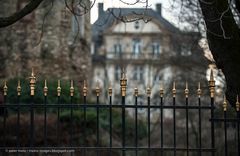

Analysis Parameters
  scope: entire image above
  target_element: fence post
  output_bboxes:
[120,70,127,156]
[29,68,36,149]
[209,69,215,156]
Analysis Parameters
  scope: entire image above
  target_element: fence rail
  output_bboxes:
[0,69,240,156]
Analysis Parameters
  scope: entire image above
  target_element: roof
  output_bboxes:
[92,7,180,41]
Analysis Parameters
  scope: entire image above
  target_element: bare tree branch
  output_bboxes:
[0,0,44,28]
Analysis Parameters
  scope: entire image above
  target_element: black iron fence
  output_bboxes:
[0,69,239,156]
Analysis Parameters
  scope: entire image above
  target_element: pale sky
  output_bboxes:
[90,0,177,24]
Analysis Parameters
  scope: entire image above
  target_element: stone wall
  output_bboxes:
[0,0,91,83]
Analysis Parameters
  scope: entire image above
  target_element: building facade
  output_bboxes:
[92,3,209,110]
[0,0,91,83]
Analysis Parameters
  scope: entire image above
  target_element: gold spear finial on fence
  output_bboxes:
[108,82,112,96]
[43,80,48,96]
[17,80,21,96]
[70,80,74,97]
[3,80,8,96]
[96,81,100,97]
[236,95,239,112]
[160,82,164,98]
[184,82,189,98]
[172,81,176,97]
[146,86,151,97]
[223,95,227,112]
[209,69,215,98]
[57,80,61,97]
[83,80,88,97]
[197,82,202,98]
[134,87,138,97]
[29,68,36,96]
[120,68,127,97]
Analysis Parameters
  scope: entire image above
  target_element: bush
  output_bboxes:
[59,108,147,143]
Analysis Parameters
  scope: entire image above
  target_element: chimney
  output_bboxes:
[156,3,162,16]
[98,3,104,16]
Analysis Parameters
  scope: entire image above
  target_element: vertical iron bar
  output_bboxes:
[96,95,99,156]
[3,94,7,156]
[120,71,127,156]
[173,96,176,156]
[83,95,86,156]
[17,94,20,156]
[57,80,61,152]
[210,97,215,156]
[57,95,60,156]
[69,80,74,156]
[30,95,34,148]
[29,68,36,155]
[224,110,228,156]
[237,111,240,156]
[147,96,151,156]
[209,70,215,156]
[135,96,138,156]
[109,95,112,156]
[198,97,202,156]
[70,96,73,147]
[160,96,163,156]
[186,97,189,156]
[122,96,126,156]
[44,95,47,156]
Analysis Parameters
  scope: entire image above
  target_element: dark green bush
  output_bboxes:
[59,108,147,141]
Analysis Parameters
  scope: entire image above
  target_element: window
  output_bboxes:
[115,66,121,81]
[132,39,141,55]
[152,42,161,55]
[133,66,144,81]
[114,44,122,55]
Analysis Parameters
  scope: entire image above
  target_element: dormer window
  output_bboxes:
[134,21,140,29]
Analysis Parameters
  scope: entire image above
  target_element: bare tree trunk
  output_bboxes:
[199,0,240,106]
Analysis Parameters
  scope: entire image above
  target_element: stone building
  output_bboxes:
[92,3,209,109]
[0,0,91,82]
